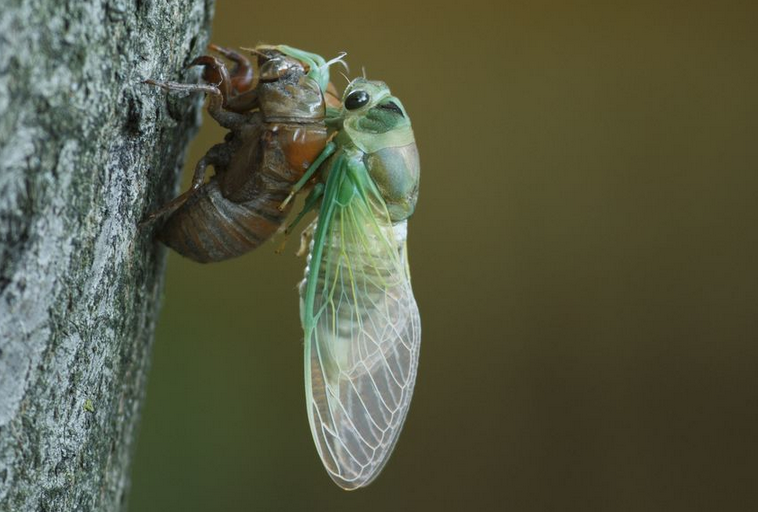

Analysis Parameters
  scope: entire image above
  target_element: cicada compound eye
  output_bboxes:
[345,90,370,110]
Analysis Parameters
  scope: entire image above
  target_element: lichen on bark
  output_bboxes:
[0,1,214,510]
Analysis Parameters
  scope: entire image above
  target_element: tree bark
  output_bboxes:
[0,1,214,510]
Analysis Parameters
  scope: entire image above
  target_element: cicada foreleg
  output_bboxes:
[142,78,247,131]
[190,54,232,102]
[209,45,258,93]
[198,45,260,113]
[278,141,336,211]
[275,182,325,254]
[286,182,325,235]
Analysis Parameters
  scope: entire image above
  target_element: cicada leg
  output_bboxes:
[278,140,336,211]
[276,176,325,254]
[140,142,232,227]
[190,55,232,103]
[286,182,324,235]
[209,44,257,96]
[194,48,260,113]
[143,79,246,130]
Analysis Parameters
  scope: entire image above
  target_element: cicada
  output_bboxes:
[144,45,420,489]
[285,77,421,489]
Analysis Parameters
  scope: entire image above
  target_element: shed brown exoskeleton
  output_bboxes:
[142,44,342,262]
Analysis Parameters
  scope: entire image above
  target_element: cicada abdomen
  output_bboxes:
[144,45,342,262]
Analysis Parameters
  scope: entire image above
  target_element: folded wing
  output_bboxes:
[300,157,421,489]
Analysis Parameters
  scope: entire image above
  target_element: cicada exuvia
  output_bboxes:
[142,45,341,262]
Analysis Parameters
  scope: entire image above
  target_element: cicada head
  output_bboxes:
[337,78,415,154]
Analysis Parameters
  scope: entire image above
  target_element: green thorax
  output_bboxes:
[327,79,420,221]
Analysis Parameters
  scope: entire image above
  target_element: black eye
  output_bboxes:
[345,90,370,110]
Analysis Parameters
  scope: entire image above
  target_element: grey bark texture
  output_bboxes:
[0,1,214,510]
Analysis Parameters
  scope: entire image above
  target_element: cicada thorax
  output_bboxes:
[155,47,333,263]
[363,142,420,222]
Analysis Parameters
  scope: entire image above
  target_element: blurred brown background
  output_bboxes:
[129,1,758,511]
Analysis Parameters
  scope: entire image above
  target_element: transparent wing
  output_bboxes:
[300,156,421,489]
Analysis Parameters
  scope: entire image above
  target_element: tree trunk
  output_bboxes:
[0,1,214,510]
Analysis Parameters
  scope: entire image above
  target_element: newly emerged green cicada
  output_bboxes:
[283,66,421,489]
